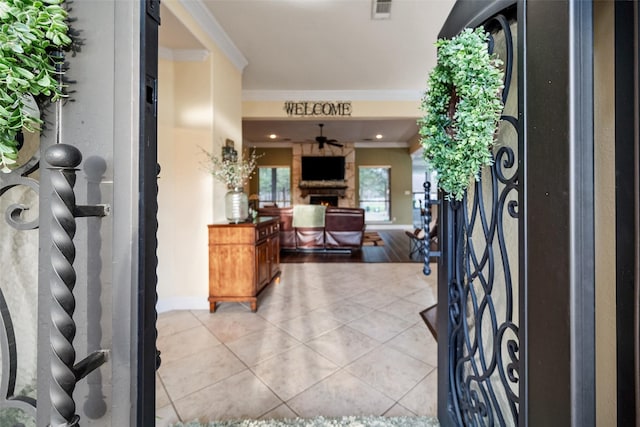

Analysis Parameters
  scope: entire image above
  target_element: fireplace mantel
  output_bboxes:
[298,181,348,198]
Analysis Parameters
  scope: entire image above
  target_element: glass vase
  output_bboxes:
[225,187,248,223]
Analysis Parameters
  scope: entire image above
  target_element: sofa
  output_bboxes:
[257,205,365,251]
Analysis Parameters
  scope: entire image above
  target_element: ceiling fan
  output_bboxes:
[314,123,343,149]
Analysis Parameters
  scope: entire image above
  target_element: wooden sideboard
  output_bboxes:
[208,217,280,312]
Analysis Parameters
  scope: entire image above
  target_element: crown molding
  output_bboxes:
[245,141,409,148]
[174,49,210,62]
[159,47,210,62]
[354,141,409,148]
[179,0,248,72]
[244,141,294,148]
[242,90,423,102]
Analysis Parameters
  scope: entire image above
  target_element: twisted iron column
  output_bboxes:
[46,144,82,427]
[422,180,433,275]
[422,179,441,276]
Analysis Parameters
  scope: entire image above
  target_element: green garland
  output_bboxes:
[0,0,72,172]
[418,27,504,201]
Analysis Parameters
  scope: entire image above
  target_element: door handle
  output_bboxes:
[45,144,110,427]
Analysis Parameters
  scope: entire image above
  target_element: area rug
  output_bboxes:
[363,231,384,246]
[172,416,439,427]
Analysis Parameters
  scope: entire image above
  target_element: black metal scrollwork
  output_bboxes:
[0,135,42,422]
[0,289,37,418]
[0,144,41,230]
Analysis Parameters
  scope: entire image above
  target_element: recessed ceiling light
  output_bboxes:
[269,134,277,139]
[372,0,392,20]
[375,134,383,139]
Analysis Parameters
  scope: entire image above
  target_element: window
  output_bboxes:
[359,166,390,221]
[258,166,291,207]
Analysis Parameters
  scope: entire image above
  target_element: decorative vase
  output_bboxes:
[225,187,249,223]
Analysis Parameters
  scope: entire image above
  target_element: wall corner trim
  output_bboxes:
[159,47,210,62]
[178,0,248,72]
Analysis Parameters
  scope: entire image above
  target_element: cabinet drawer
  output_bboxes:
[256,226,269,241]
[270,222,279,236]
[209,224,255,245]
[255,218,278,241]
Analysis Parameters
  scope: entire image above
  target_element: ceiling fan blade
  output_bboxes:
[314,124,341,148]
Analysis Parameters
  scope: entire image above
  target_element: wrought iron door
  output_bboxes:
[435,0,599,424]
[0,1,159,425]
[0,133,40,426]
[436,8,520,427]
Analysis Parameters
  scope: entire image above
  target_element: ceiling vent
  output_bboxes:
[371,0,391,20]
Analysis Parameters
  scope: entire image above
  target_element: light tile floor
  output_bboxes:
[155,263,438,426]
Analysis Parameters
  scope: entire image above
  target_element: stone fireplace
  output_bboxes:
[292,142,356,208]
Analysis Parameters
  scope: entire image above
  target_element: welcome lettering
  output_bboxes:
[283,101,352,117]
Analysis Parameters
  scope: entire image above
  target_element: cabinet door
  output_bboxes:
[269,236,279,278]
[256,241,270,289]
[211,245,256,296]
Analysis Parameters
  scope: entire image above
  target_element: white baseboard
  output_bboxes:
[156,297,209,314]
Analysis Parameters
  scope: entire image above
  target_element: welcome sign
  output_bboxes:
[283,101,352,117]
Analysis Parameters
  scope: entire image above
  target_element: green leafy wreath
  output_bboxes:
[418,27,504,201]
[0,0,73,172]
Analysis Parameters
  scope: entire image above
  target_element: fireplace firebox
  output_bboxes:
[309,195,338,206]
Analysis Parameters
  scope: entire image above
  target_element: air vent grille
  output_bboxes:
[372,0,391,19]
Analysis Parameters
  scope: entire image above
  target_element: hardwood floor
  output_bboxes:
[280,230,425,263]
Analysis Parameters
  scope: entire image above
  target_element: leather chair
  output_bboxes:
[258,206,365,251]
[324,207,365,249]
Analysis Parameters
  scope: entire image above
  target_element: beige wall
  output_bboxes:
[211,53,244,211]
[173,60,213,129]
[157,3,244,311]
[158,57,215,309]
[594,1,617,424]
[162,0,244,221]
[158,59,176,128]
[356,148,413,225]
[158,128,213,306]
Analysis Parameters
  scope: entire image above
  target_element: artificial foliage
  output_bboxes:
[0,0,72,172]
[202,148,261,189]
[418,27,504,201]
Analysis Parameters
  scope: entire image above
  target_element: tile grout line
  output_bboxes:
[157,262,439,420]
